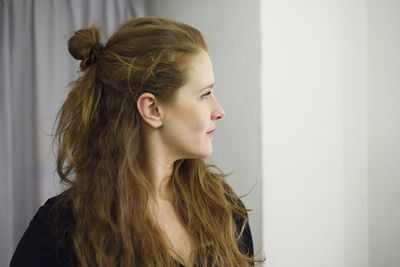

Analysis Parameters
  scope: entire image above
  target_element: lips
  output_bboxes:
[207,128,216,134]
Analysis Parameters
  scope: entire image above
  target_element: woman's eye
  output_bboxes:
[201,91,211,99]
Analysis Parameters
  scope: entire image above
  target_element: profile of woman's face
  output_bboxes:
[160,49,225,159]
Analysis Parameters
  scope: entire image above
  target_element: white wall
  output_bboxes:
[261,1,368,266]
[262,0,400,267]
[367,1,400,266]
[148,0,263,255]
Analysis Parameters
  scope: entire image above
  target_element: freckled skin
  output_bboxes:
[160,50,225,159]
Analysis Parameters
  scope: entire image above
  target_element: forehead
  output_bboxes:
[182,50,215,93]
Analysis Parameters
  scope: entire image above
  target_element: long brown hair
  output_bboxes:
[53,16,264,266]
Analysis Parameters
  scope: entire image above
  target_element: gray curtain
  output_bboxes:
[0,0,145,265]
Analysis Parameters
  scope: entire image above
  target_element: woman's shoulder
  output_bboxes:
[10,192,73,267]
[32,192,74,236]
[232,198,254,258]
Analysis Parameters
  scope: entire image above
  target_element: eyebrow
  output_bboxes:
[199,83,215,91]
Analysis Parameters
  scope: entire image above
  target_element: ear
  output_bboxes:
[136,92,164,129]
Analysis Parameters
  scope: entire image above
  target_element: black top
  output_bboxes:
[10,195,254,266]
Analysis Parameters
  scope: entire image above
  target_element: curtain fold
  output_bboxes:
[0,0,145,265]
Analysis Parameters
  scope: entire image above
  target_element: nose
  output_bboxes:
[212,98,225,120]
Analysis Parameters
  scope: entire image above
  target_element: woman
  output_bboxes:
[10,16,263,267]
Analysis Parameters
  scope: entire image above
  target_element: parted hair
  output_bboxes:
[53,16,263,266]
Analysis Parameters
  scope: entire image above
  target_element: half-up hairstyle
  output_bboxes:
[53,16,264,266]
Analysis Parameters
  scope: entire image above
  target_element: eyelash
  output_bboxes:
[201,91,211,99]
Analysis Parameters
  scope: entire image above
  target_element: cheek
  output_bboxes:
[187,108,208,133]
[176,105,208,134]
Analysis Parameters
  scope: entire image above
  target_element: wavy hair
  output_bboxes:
[53,16,264,266]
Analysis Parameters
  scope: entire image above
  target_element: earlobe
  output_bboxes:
[136,93,163,129]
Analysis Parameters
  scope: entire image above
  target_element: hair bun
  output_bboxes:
[68,26,102,67]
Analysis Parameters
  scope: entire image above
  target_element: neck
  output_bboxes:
[140,154,174,201]
[140,125,181,201]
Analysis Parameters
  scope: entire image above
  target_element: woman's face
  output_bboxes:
[160,50,225,159]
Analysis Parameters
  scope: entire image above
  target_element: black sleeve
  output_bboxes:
[235,199,254,263]
[10,198,64,267]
